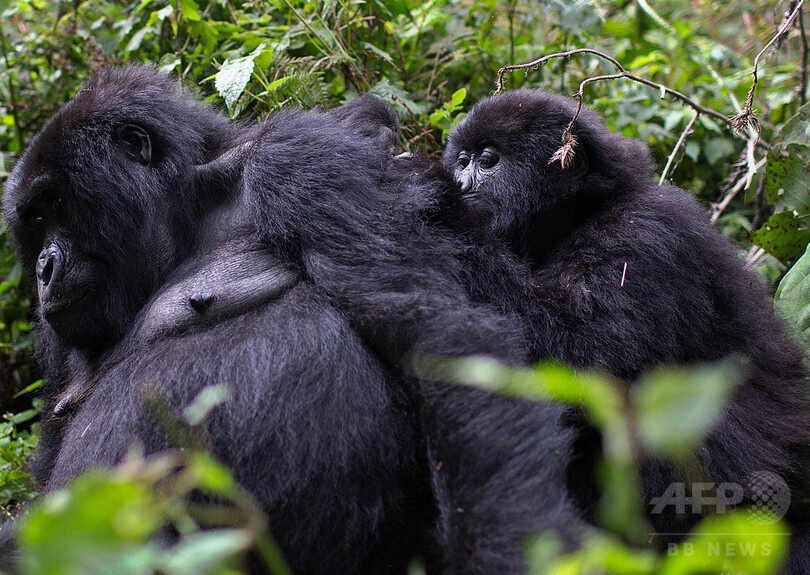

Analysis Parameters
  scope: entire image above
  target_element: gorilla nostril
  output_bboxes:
[458,174,473,194]
[189,291,215,312]
[40,257,54,286]
[36,245,63,288]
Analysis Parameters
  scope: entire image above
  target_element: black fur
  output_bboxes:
[1,69,583,575]
[443,90,810,569]
[239,98,581,574]
[238,95,583,575]
[1,68,436,574]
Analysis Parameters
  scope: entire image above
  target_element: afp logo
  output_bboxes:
[649,471,790,524]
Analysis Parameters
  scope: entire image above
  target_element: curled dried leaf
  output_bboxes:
[730,109,762,137]
[549,130,578,169]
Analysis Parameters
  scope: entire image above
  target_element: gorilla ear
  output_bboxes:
[116,124,152,165]
[570,142,589,176]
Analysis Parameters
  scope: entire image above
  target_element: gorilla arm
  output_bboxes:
[130,239,300,344]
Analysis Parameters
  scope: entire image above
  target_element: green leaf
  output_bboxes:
[360,41,394,64]
[774,242,810,351]
[702,137,735,166]
[179,0,200,21]
[765,102,810,218]
[215,44,266,112]
[751,211,810,266]
[659,512,788,575]
[10,409,38,425]
[124,26,152,52]
[19,471,164,574]
[183,384,232,426]
[186,452,238,496]
[12,380,42,399]
[159,530,252,575]
[765,148,810,213]
[449,88,466,111]
[776,101,810,148]
[633,361,743,458]
[157,54,181,75]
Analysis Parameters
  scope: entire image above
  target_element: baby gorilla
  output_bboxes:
[444,90,810,570]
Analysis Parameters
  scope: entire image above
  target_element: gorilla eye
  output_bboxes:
[50,196,64,213]
[479,149,499,169]
[27,213,44,229]
[458,152,471,169]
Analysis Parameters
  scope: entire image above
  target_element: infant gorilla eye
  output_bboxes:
[28,213,44,230]
[479,148,499,169]
[50,196,63,213]
[457,152,471,168]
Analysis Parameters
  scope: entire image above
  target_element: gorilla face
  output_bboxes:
[3,68,234,350]
[5,121,172,348]
[452,146,501,196]
[444,90,651,259]
[443,91,583,242]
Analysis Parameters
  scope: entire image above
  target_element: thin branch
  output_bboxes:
[496,48,625,92]
[799,2,810,104]
[743,134,759,190]
[498,48,739,168]
[556,68,729,167]
[497,48,728,122]
[499,45,776,169]
[710,156,767,223]
[744,246,768,270]
[659,112,699,185]
[732,0,804,135]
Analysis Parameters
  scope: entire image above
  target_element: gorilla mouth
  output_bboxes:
[40,290,92,322]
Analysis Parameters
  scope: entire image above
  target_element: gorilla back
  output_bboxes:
[1,67,431,574]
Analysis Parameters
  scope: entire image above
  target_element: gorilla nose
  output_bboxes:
[458,172,473,194]
[36,244,63,288]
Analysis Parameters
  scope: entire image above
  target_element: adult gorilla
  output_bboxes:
[1,67,436,574]
[1,68,580,574]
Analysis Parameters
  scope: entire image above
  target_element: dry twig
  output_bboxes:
[496,48,731,168]
[710,156,767,223]
[731,0,805,135]
[659,112,699,185]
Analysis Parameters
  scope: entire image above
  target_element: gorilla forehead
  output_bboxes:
[446,90,602,155]
[10,68,215,180]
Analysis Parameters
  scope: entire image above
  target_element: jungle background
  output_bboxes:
[1,0,810,573]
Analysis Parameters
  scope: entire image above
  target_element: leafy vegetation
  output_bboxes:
[1,0,810,573]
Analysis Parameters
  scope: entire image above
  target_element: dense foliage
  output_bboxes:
[1,0,810,573]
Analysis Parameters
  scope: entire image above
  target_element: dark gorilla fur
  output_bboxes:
[0,69,582,574]
[239,95,582,574]
[441,90,810,569]
[314,90,810,570]
[1,68,436,574]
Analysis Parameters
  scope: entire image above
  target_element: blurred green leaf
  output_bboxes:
[633,361,743,459]
[159,530,251,575]
[659,512,788,575]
